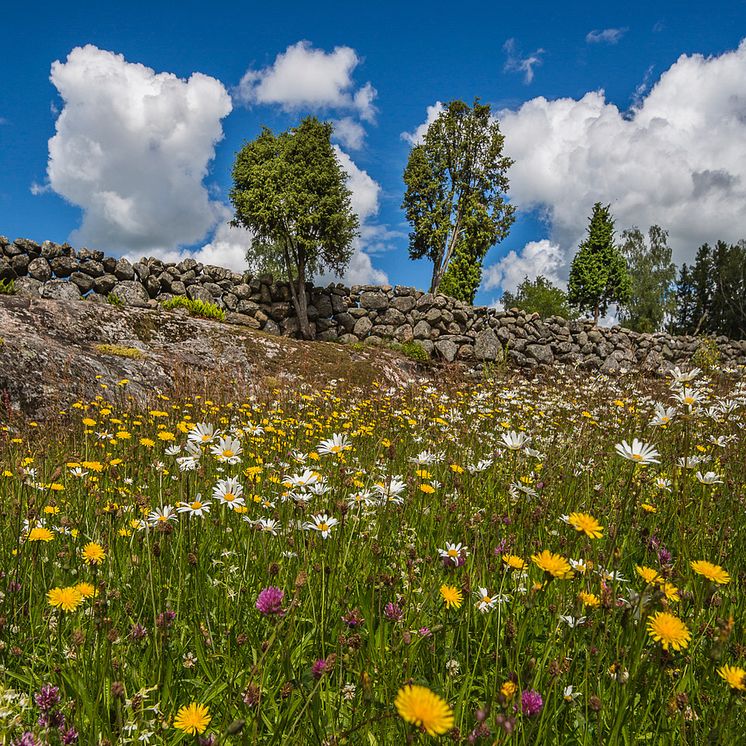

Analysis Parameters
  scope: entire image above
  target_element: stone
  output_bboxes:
[413,320,431,339]
[92,274,118,295]
[110,280,150,307]
[526,343,554,365]
[144,276,161,298]
[313,294,334,318]
[0,257,15,280]
[170,281,187,296]
[187,285,214,304]
[10,254,30,275]
[391,295,416,313]
[335,312,355,332]
[28,257,52,282]
[434,338,459,362]
[114,258,136,281]
[394,324,414,343]
[40,279,81,301]
[49,255,77,277]
[79,260,105,278]
[133,262,150,281]
[13,277,43,297]
[360,291,388,310]
[353,316,373,336]
[474,329,502,361]
[69,272,94,294]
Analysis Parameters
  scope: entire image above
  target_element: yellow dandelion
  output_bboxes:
[531,550,573,579]
[47,586,84,612]
[658,581,680,602]
[419,483,436,494]
[173,702,211,735]
[500,681,518,700]
[578,591,600,608]
[717,665,746,691]
[440,584,463,609]
[28,527,54,542]
[82,542,106,565]
[75,581,96,598]
[502,554,526,570]
[636,565,661,584]
[394,685,454,736]
[566,512,604,539]
[647,611,691,651]
[690,560,730,585]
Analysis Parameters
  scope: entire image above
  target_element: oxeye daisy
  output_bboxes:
[317,433,352,455]
[176,497,211,517]
[303,513,338,538]
[439,584,463,609]
[394,685,454,736]
[212,477,245,509]
[615,439,660,465]
[690,560,730,585]
[172,702,211,735]
[647,611,691,651]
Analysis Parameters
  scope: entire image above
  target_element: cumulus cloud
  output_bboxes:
[483,240,565,295]
[503,38,545,84]
[45,45,232,253]
[586,28,627,45]
[401,101,444,145]
[236,41,377,121]
[332,117,366,150]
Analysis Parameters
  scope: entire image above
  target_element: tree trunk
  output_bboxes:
[593,302,600,326]
[430,216,462,295]
[283,242,313,340]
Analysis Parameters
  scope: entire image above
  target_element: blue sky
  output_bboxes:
[3,1,746,304]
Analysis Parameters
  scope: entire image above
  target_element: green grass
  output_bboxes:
[1,367,745,743]
[161,295,226,321]
[0,278,17,295]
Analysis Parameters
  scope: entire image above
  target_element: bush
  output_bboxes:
[161,296,226,321]
[691,337,721,373]
[0,279,17,295]
[390,340,431,363]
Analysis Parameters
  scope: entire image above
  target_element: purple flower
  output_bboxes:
[34,684,60,712]
[256,587,285,617]
[520,689,543,717]
[383,603,403,622]
[341,608,364,628]
[156,609,176,628]
[60,726,78,744]
[493,539,508,556]
[13,734,40,746]
[130,623,148,641]
[311,658,328,679]
[418,627,432,637]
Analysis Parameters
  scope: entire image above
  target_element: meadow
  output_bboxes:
[0,364,744,744]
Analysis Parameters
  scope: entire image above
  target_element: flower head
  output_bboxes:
[565,512,604,539]
[531,550,573,579]
[690,560,730,585]
[81,542,106,565]
[47,586,83,612]
[718,664,746,691]
[255,587,285,617]
[440,584,463,609]
[173,702,211,735]
[28,526,54,542]
[394,685,454,736]
[647,611,691,651]
[521,689,543,717]
[615,438,660,465]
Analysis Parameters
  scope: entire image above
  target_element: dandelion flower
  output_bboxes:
[28,527,54,542]
[440,585,463,609]
[394,685,454,736]
[81,542,106,565]
[500,681,518,700]
[75,582,96,598]
[647,611,691,651]
[531,550,573,579]
[636,565,661,584]
[503,554,526,570]
[47,586,84,612]
[173,702,211,735]
[578,591,600,608]
[565,512,604,539]
[690,560,730,585]
[717,665,746,691]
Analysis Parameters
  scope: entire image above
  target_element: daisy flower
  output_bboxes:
[211,435,243,464]
[212,477,245,509]
[187,422,218,444]
[177,497,211,517]
[303,514,339,538]
[147,505,178,526]
[615,439,660,465]
[501,430,530,450]
[317,433,352,455]
[438,542,467,566]
[474,588,498,612]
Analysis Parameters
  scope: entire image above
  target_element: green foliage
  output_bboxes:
[0,278,17,295]
[389,340,431,363]
[402,99,515,302]
[106,292,124,307]
[618,225,677,333]
[230,117,358,339]
[500,275,577,319]
[161,295,226,321]
[568,203,632,324]
[691,337,721,372]
[93,343,143,358]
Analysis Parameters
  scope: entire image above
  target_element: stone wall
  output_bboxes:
[3,236,745,374]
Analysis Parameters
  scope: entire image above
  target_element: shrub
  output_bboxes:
[0,279,17,295]
[691,337,721,373]
[390,340,431,363]
[161,295,226,321]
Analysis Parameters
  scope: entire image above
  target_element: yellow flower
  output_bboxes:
[658,581,680,602]
[440,585,463,609]
[690,560,730,585]
[502,554,526,570]
[578,591,600,607]
[717,665,746,691]
[82,418,97,427]
[566,512,604,539]
[647,611,691,651]
[28,527,54,542]
[641,503,657,513]
[450,464,464,474]
[158,431,175,441]
[47,586,84,612]
[531,550,573,579]
[635,565,661,584]
[419,483,436,494]
[75,582,96,598]
[500,681,518,700]
[173,702,211,735]
[140,438,155,447]
[82,542,106,565]
[394,685,454,736]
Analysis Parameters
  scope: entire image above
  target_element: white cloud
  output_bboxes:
[332,116,366,150]
[586,28,627,45]
[46,45,232,253]
[503,38,545,84]
[333,145,380,222]
[401,101,444,145]
[483,240,565,295]
[236,41,376,121]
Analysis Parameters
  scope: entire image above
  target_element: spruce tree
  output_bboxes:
[567,203,631,324]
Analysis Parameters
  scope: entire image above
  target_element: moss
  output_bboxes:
[94,344,143,359]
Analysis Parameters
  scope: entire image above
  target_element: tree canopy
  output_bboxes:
[230,117,358,339]
[402,99,515,303]
[501,275,577,319]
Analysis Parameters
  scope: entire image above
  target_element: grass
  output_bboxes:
[161,295,226,321]
[0,278,17,295]
[0,366,745,743]
[93,343,143,358]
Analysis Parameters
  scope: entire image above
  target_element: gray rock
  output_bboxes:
[13,277,43,297]
[28,257,52,282]
[92,274,118,295]
[79,260,105,278]
[0,257,17,280]
[40,279,81,301]
[434,338,459,362]
[413,320,431,339]
[353,316,373,337]
[526,343,554,365]
[50,255,77,277]
[69,272,94,294]
[133,262,150,281]
[114,258,136,281]
[187,285,214,304]
[474,329,502,361]
[170,281,187,296]
[110,280,150,307]
[391,295,416,313]
[360,291,388,310]
[10,254,30,275]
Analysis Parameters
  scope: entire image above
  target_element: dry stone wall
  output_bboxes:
[3,236,746,374]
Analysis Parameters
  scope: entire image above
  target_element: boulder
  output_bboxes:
[40,279,81,301]
[28,257,52,282]
[110,280,150,307]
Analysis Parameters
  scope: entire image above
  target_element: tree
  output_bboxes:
[710,240,746,339]
[230,117,358,339]
[501,275,577,319]
[689,243,715,335]
[567,203,631,324]
[402,99,515,302]
[672,263,696,335]
[618,225,677,333]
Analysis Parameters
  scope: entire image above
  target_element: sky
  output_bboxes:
[2,0,746,306]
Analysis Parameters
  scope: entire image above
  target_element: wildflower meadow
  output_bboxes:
[1,365,745,744]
